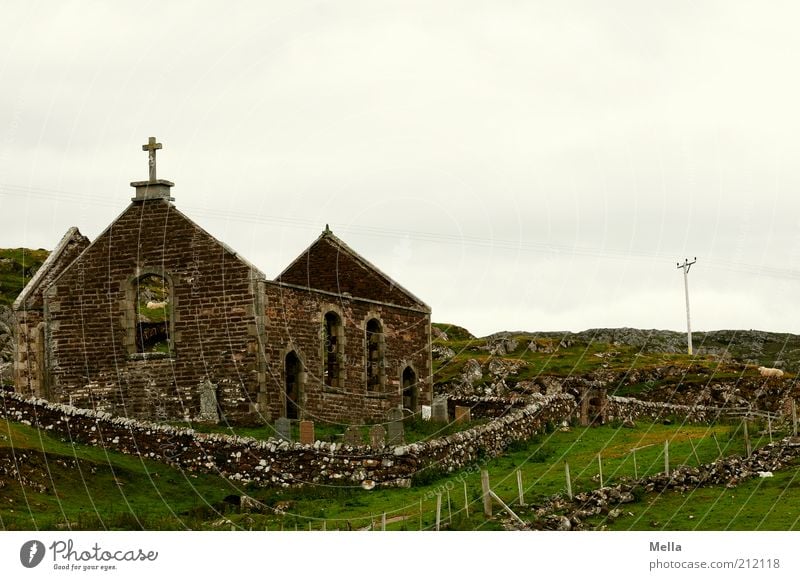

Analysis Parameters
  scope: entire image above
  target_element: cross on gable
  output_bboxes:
[142,137,163,182]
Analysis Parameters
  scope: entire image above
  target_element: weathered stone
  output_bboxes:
[198,380,219,423]
[454,406,471,423]
[387,408,405,446]
[432,396,449,423]
[275,417,292,442]
[299,420,315,445]
[11,142,433,426]
[343,425,363,447]
[369,424,386,449]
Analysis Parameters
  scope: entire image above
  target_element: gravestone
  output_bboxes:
[299,420,315,445]
[275,417,292,442]
[387,407,405,446]
[421,405,432,421]
[454,406,471,423]
[369,424,386,449]
[199,380,220,423]
[343,425,363,447]
[432,396,449,423]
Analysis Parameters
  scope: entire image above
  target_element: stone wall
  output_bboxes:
[40,200,261,422]
[0,391,575,488]
[260,281,431,423]
[607,395,748,423]
[14,228,90,397]
[446,395,529,419]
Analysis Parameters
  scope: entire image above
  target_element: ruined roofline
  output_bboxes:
[13,226,89,311]
[264,279,432,315]
[275,228,430,311]
[42,200,267,299]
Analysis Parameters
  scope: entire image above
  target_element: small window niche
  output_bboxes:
[366,318,385,392]
[323,311,344,388]
[134,273,172,355]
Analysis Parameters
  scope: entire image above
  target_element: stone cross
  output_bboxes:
[142,137,163,182]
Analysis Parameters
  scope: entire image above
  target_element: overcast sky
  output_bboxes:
[1,1,800,337]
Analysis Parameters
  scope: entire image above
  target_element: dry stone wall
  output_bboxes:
[0,391,575,488]
[607,395,751,423]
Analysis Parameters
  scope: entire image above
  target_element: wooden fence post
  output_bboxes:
[516,469,526,506]
[464,480,470,518]
[743,419,752,458]
[565,461,573,500]
[381,512,386,531]
[712,432,722,457]
[598,453,604,488]
[481,470,492,517]
[446,489,452,524]
[633,448,638,479]
[488,490,526,527]
[435,494,442,531]
[793,400,798,437]
[688,438,701,464]
[664,440,670,477]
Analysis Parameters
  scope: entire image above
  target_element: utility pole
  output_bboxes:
[676,257,697,355]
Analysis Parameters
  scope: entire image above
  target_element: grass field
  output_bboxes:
[3,415,798,531]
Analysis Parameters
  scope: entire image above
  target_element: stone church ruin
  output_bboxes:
[12,138,432,424]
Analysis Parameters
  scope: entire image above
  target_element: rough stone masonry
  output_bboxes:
[12,139,432,425]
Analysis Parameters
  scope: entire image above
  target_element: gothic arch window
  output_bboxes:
[402,366,418,411]
[366,318,385,392]
[323,311,344,388]
[134,273,172,354]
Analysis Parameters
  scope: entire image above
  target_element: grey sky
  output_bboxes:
[1,1,799,337]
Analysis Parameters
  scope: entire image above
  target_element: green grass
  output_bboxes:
[0,248,49,306]
[5,412,794,531]
[172,416,486,445]
[431,330,775,397]
[0,419,245,530]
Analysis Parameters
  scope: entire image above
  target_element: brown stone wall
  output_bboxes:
[43,200,262,421]
[259,281,432,423]
[13,309,44,396]
[14,229,90,396]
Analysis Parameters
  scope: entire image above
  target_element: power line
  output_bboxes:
[1,181,799,281]
[677,257,697,355]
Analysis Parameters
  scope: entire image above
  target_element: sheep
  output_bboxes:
[758,366,784,378]
[146,301,167,310]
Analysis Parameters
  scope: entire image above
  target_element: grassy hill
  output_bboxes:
[0,248,49,307]
[3,410,799,531]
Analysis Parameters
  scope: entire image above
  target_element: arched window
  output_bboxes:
[402,366,417,411]
[323,311,343,387]
[285,351,302,420]
[134,273,172,354]
[366,318,384,391]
